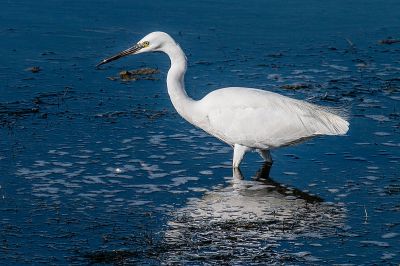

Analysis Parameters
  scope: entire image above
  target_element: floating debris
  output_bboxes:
[345,38,357,51]
[108,68,160,81]
[94,108,168,121]
[378,39,400,45]
[195,60,212,65]
[25,66,41,73]
[0,89,73,127]
[94,111,127,118]
[267,52,284,58]
[281,83,311,90]
[360,241,390,247]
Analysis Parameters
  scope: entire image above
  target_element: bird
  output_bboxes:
[97,31,349,168]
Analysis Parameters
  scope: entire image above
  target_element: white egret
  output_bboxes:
[97,32,349,168]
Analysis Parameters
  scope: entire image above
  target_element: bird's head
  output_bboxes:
[96,31,175,67]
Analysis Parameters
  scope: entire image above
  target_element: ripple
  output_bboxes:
[171,176,199,186]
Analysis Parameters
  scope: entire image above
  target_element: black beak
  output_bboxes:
[96,43,143,68]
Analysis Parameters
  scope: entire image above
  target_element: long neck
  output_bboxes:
[164,43,195,122]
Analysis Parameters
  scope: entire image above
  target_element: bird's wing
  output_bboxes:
[198,87,349,148]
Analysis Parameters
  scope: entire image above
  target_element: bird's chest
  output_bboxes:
[189,111,234,145]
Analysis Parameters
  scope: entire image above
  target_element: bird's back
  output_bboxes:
[195,87,349,148]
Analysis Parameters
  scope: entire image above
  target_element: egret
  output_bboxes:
[97,32,349,168]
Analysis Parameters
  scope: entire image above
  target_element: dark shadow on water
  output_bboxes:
[234,162,323,204]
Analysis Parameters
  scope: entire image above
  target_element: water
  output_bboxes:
[1,0,400,264]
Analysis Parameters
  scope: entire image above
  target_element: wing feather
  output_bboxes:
[197,87,349,148]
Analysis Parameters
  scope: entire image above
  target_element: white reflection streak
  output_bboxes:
[164,163,346,261]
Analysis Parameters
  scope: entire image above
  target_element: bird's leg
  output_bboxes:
[255,161,272,179]
[258,149,273,165]
[232,167,244,180]
[233,144,249,168]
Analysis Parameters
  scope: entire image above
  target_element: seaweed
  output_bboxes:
[108,68,160,81]
[0,88,73,127]
[280,83,311,90]
[379,39,400,45]
[25,66,41,73]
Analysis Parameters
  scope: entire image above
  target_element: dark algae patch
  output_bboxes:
[0,89,73,127]
[83,250,142,264]
[107,68,160,81]
[25,66,41,73]
[378,38,400,45]
[280,83,311,90]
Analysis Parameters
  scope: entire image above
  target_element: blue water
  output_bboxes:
[1,1,400,264]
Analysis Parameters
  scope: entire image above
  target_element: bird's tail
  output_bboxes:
[313,104,350,135]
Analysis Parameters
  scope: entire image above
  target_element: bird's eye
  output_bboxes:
[142,41,150,47]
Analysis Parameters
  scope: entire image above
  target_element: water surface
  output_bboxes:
[1,1,400,264]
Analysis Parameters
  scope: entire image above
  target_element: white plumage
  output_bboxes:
[98,31,349,168]
[196,87,348,147]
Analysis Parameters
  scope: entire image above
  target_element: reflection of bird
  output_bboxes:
[98,32,349,168]
[162,164,346,264]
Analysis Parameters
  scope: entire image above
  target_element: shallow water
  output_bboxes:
[1,1,400,265]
